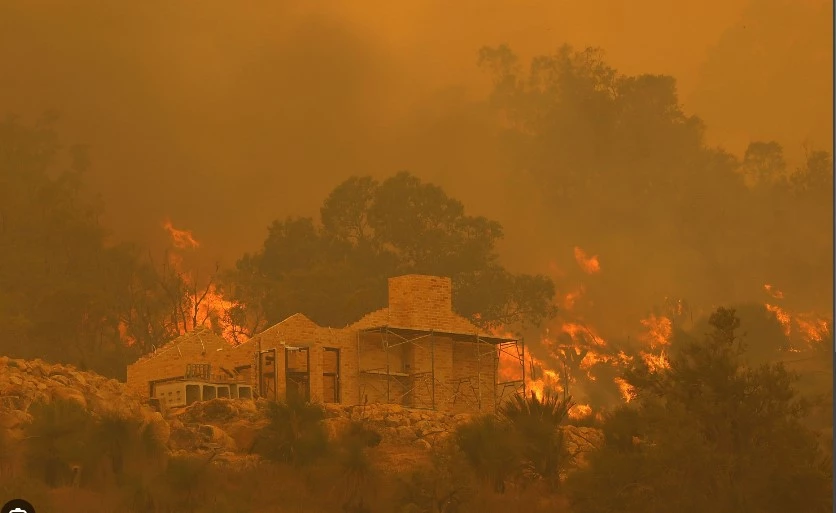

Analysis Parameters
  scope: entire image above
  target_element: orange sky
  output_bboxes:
[0,0,831,275]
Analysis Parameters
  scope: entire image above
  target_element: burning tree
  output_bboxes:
[566,307,833,513]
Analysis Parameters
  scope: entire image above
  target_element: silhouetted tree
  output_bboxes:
[567,307,832,513]
[224,171,556,329]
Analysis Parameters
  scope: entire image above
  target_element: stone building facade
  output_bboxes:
[126,275,525,413]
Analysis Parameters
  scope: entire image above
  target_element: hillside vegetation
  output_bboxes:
[0,308,831,512]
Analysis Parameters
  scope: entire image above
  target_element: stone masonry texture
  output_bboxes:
[126,275,518,413]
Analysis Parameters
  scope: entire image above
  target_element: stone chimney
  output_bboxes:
[387,275,452,329]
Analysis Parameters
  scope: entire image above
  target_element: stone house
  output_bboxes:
[126,274,526,413]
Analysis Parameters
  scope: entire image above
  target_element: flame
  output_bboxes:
[495,267,831,417]
[159,220,246,344]
[763,283,784,299]
[639,314,673,350]
[794,314,831,344]
[637,314,673,372]
[563,287,585,310]
[568,403,592,419]
[489,324,565,402]
[764,303,831,351]
[614,377,635,403]
[573,247,600,274]
[765,304,792,337]
[640,351,671,372]
[163,220,200,249]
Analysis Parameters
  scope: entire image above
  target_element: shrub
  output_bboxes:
[252,395,329,467]
[454,415,519,493]
[499,391,574,491]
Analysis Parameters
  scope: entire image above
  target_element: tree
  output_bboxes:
[224,171,556,329]
[477,44,832,333]
[0,115,189,377]
[0,116,137,376]
[742,141,786,186]
[567,307,832,513]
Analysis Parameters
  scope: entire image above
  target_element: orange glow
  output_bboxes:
[765,304,792,337]
[568,403,593,419]
[640,350,671,372]
[762,287,832,351]
[497,272,830,415]
[489,323,566,401]
[563,287,585,310]
[562,322,607,347]
[794,314,831,344]
[163,219,200,249]
[160,220,246,345]
[614,377,635,403]
[639,314,673,349]
[118,321,137,347]
[763,283,784,299]
[636,314,673,372]
[573,247,601,274]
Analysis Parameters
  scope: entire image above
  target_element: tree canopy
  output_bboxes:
[0,116,206,377]
[223,171,557,331]
[566,307,832,513]
[479,44,833,317]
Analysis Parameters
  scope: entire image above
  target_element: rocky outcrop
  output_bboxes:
[0,357,169,445]
[1,358,604,475]
[323,403,474,449]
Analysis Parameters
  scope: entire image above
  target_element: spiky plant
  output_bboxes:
[454,415,519,493]
[498,391,575,491]
[253,394,328,467]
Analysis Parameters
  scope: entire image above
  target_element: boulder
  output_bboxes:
[198,424,237,451]
[49,385,88,409]
[226,419,268,452]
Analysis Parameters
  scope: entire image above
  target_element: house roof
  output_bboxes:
[347,307,517,344]
[132,327,229,364]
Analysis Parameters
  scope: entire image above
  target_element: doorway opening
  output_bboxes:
[323,348,340,403]
[286,347,310,402]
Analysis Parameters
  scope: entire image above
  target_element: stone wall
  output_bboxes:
[125,329,246,398]
[387,275,453,328]
[125,274,515,416]
[237,314,360,406]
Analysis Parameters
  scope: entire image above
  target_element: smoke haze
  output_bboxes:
[1,0,831,339]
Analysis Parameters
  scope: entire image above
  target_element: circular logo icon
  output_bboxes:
[2,499,35,513]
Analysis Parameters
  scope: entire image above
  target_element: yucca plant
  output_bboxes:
[337,421,382,511]
[499,390,575,491]
[454,415,520,493]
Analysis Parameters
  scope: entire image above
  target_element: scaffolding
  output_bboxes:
[357,326,525,413]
